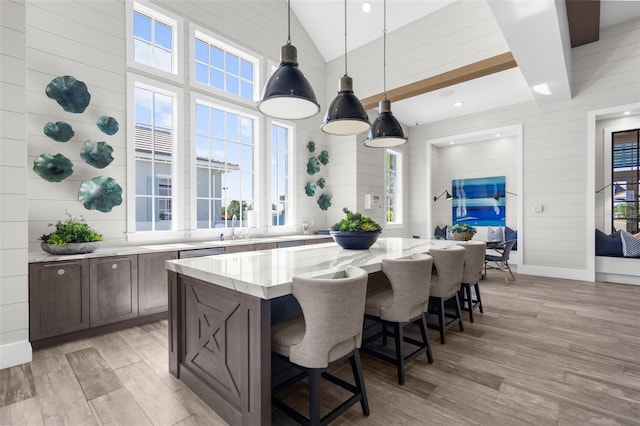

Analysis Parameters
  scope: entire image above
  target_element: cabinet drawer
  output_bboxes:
[89,256,138,327]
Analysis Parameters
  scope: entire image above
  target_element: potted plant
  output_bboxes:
[330,208,382,249]
[40,212,103,255]
[450,223,477,241]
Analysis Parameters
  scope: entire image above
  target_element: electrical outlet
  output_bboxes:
[534,205,544,213]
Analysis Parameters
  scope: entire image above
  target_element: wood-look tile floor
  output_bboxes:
[2,273,640,425]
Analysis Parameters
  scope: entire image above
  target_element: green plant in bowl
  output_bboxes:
[449,223,476,234]
[330,208,382,249]
[40,212,103,254]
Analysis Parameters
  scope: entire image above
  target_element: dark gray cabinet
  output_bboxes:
[29,260,90,340]
[138,251,177,316]
[89,255,138,327]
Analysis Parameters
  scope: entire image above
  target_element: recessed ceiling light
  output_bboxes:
[453,101,464,107]
[624,111,631,115]
[449,141,454,145]
[362,2,371,13]
[439,90,455,97]
[496,133,501,137]
[532,83,552,95]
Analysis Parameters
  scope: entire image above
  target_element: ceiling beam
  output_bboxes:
[566,0,600,48]
[360,52,517,110]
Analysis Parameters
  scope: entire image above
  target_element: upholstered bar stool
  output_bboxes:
[271,265,370,425]
[456,241,486,323]
[427,245,466,344]
[362,253,434,385]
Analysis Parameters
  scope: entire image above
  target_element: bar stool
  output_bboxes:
[456,241,486,323]
[362,253,434,385]
[271,265,370,425]
[427,245,466,344]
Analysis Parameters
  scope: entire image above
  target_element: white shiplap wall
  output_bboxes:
[408,19,640,276]
[25,0,328,251]
[1,0,31,369]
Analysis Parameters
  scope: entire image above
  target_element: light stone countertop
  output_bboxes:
[28,233,332,263]
[166,237,458,300]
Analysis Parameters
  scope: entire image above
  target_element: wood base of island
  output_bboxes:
[168,271,272,426]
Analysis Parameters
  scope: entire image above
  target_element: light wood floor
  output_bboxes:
[2,272,640,425]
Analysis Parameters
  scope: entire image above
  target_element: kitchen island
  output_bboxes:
[165,237,447,425]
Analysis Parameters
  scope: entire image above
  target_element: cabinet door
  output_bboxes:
[138,251,177,316]
[254,242,277,251]
[29,260,90,340]
[305,237,333,245]
[90,256,138,326]
[224,244,255,254]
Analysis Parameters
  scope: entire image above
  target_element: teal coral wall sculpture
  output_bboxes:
[44,121,74,142]
[306,156,320,175]
[318,150,330,165]
[317,193,332,211]
[97,116,119,135]
[33,153,74,182]
[80,141,114,169]
[307,140,316,152]
[316,177,326,189]
[304,182,316,197]
[46,75,91,113]
[78,177,123,212]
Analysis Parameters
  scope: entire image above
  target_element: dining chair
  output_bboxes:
[362,253,434,385]
[271,265,370,425]
[427,245,466,344]
[484,239,516,284]
[456,241,486,323]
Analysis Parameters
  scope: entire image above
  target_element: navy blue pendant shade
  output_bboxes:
[363,99,407,147]
[321,75,370,135]
[258,44,320,120]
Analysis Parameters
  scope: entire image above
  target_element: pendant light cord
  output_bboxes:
[344,0,348,76]
[383,0,387,100]
[287,0,292,45]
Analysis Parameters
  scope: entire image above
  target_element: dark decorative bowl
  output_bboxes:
[330,231,381,250]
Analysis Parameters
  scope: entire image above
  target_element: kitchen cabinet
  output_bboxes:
[138,251,177,316]
[29,260,90,340]
[89,255,138,327]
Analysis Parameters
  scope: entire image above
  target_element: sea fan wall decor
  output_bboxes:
[45,75,91,113]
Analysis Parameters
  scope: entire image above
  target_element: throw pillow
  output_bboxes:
[620,230,640,257]
[595,229,623,257]
[505,226,517,250]
[487,226,504,242]
[434,225,447,240]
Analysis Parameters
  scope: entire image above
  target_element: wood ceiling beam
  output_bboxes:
[566,0,600,48]
[360,52,518,110]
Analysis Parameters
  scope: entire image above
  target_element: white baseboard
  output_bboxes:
[517,264,591,281]
[0,340,32,369]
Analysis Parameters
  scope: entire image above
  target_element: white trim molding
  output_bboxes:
[0,340,32,369]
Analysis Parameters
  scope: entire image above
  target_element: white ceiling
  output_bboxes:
[291,0,640,127]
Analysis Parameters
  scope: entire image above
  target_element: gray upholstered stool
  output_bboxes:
[362,253,434,385]
[427,245,466,344]
[456,241,486,323]
[271,265,370,425]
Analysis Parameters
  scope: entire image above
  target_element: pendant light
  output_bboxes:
[320,0,371,135]
[363,0,407,148]
[258,0,320,120]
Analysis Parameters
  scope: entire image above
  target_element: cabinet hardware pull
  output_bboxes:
[112,264,118,269]
[57,269,65,275]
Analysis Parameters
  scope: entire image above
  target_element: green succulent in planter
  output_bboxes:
[330,208,382,232]
[450,223,477,234]
[40,212,103,245]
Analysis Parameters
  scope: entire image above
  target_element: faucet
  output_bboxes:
[231,215,238,240]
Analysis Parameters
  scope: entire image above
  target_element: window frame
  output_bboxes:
[269,119,296,229]
[189,23,261,107]
[126,73,184,242]
[189,92,262,238]
[385,148,403,228]
[126,1,184,82]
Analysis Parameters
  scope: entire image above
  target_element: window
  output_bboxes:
[611,128,639,234]
[128,2,182,79]
[193,29,259,101]
[271,123,292,226]
[194,99,256,230]
[132,82,178,232]
[385,149,402,225]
